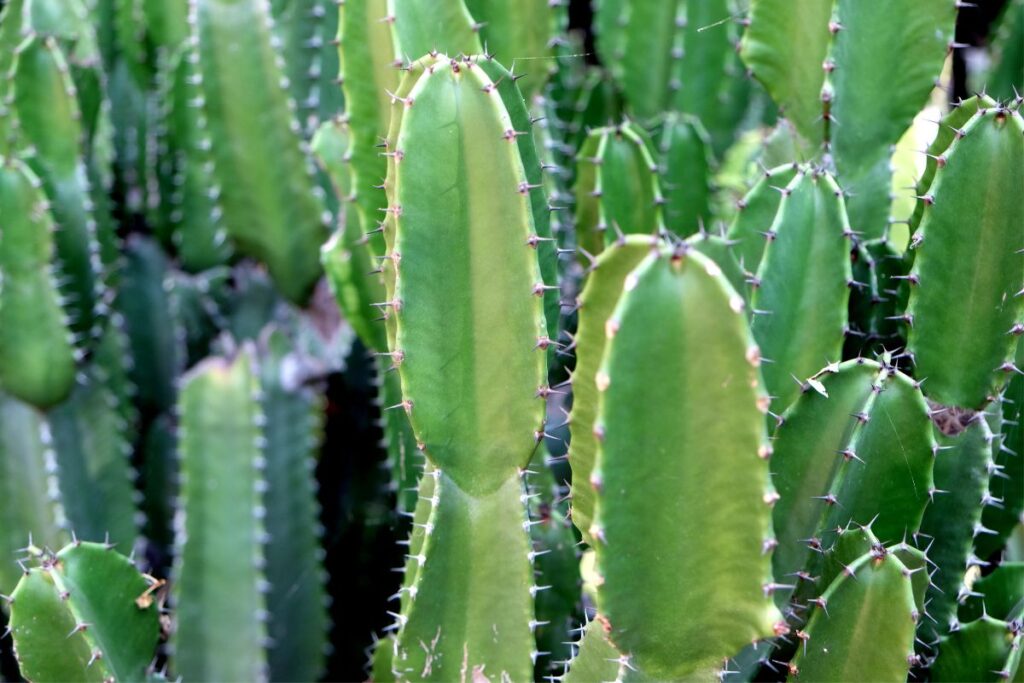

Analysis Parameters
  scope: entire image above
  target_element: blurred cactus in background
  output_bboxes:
[0,0,1021,681]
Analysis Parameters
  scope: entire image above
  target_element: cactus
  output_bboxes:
[931,614,1024,682]
[741,0,956,241]
[158,41,232,272]
[0,394,67,595]
[725,163,799,275]
[977,339,1024,560]
[462,0,559,102]
[769,358,936,615]
[562,618,623,683]
[259,328,330,683]
[658,114,713,238]
[270,0,344,137]
[172,347,269,682]
[191,0,330,304]
[8,34,110,353]
[0,158,77,408]
[7,541,161,682]
[584,246,778,679]
[905,105,1024,409]
[574,122,664,260]
[48,321,141,551]
[792,528,923,681]
[382,53,547,680]
[749,167,852,412]
[1,2,1023,681]
[917,410,997,640]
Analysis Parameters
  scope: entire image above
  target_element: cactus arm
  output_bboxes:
[567,235,654,545]
[932,616,1023,683]
[386,0,481,63]
[163,44,232,272]
[770,360,936,611]
[12,35,106,349]
[739,0,832,145]
[192,0,329,304]
[908,96,996,234]
[172,348,268,682]
[659,114,713,238]
[0,158,77,408]
[591,249,778,680]
[826,0,956,241]
[794,551,918,681]
[562,618,624,683]
[48,329,140,550]
[725,164,799,276]
[338,0,399,261]
[118,236,183,415]
[750,169,852,412]
[906,108,1024,408]
[917,415,996,638]
[8,542,160,682]
[595,0,681,121]
[769,360,877,597]
[269,0,343,135]
[394,471,535,682]
[822,369,935,542]
[259,328,329,683]
[977,340,1024,559]
[574,124,664,259]
[463,0,555,102]
[0,394,67,595]
[389,58,546,494]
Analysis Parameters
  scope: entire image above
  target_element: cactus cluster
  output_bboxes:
[0,0,1022,682]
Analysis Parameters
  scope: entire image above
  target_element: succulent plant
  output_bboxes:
[0,1,1021,681]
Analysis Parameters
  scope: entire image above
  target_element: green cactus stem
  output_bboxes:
[589,247,779,680]
[905,106,1024,409]
[172,347,269,682]
[7,541,161,682]
[0,157,77,408]
[749,167,852,413]
[191,0,329,304]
